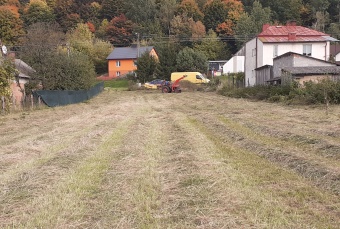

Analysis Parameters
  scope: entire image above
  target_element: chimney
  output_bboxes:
[288,32,296,41]
[262,23,270,32]
[286,20,297,26]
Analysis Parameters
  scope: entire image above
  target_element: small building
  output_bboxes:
[10,59,34,105]
[208,60,227,77]
[255,65,273,85]
[244,21,338,86]
[255,52,337,85]
[281,66,340,85]
[106,45,158,78]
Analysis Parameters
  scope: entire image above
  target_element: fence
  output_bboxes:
[1,82,104,113]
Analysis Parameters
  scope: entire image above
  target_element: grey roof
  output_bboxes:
[274,52,338,65]
[106,46,154,60]
[323,36,339,42]
[14,59,35,79]
[282,66,340,75]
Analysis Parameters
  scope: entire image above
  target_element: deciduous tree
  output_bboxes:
[0,7,25,45]
[21,0,55,27]
[176,47,208,72]
[177,0,204,22]
[106,14,134,46]
[194,29,230,60]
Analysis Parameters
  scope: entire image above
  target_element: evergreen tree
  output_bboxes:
[176,47,208,72]
[154,42,180,80]
[136,52,158,83]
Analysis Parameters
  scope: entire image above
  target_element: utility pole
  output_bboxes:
[136,33,140,58]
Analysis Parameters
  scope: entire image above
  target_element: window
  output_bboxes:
[116,71,120,77]
[252,48,256,57]
[303,44,312,56]
[273,45,278,57]
[116,61,121,67]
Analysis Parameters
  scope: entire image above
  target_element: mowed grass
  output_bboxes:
[100,78,129,89]
[0,90,339,228]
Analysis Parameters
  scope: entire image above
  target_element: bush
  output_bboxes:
[218,80,340,105]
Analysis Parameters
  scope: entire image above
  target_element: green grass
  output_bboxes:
[100,79,129,89]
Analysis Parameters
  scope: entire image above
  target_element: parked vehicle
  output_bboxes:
[144,79,164,89]
[171,72,210,84]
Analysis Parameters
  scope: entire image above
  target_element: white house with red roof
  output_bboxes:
[244,21,338,86]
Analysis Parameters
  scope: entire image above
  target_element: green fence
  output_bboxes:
[33,82,104,107]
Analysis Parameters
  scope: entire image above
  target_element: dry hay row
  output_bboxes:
[191,112,340,196]
[184,117,340,228]
[0,91,141,227]
[237,122,340,160]
[173,92,340,195]
[0,118,122,227]
[79,102,171,228]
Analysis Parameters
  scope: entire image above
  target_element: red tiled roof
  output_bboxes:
[258,25,330,43]
[259,36,330,42]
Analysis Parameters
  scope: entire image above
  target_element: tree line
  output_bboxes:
[1,0,340,98]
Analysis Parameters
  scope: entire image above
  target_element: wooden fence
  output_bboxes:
[1,94,45,114]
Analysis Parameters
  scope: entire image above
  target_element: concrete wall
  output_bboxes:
[245,38,257,86]
[223,56,244,74]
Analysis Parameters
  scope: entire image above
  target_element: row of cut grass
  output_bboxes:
[186,117,340,228]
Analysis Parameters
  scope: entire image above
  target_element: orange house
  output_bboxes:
[106,45,158,78]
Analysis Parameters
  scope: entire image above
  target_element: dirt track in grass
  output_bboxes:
[0,89,339,228]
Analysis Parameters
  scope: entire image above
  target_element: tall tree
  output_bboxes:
[106,14,134,46]
[203,0,244,35]
[67,23,113,73]
[135,52,158,83]
[194,29,230,60]
[54,0,79,32]
[235,1,271,48]
[0,7,25,45]
[177,0,204,22]
[21,0,55,27]
[154,41,180,80]
[156,0,177,35]
[170,14,206,41]
[176,47,208,72]
[99,0,125,21]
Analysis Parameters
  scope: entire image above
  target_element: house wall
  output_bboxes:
[149,49,158,60]
[245,41,331,86]
[108,59,137,78]
[10,81,25,105]
[273,54,335,78]
[223,56,244,74]
[245,38,257,86]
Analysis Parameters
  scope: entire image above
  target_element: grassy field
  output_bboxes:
[0,89,339,228]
